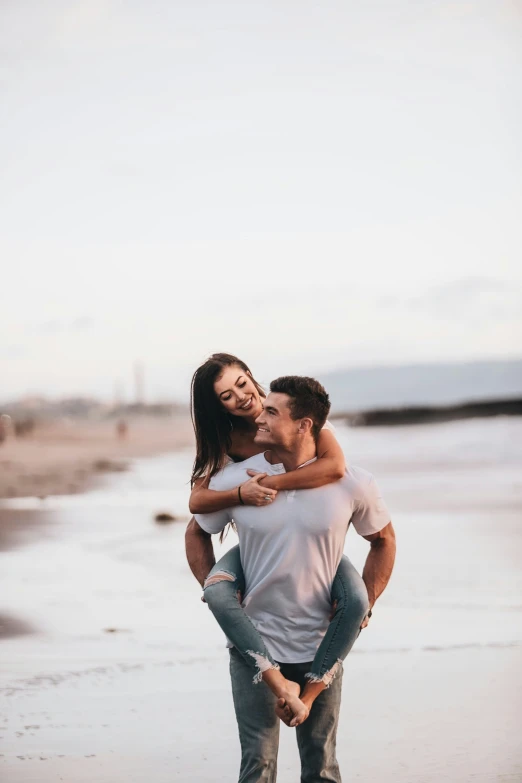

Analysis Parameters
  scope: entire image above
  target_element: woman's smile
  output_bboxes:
[213,364,265,419]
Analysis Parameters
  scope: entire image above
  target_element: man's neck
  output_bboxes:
[266,439,317,472]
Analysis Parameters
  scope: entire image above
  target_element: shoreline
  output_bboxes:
[0,508,57,552]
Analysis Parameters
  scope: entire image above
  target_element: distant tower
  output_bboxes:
[134,361,145,405]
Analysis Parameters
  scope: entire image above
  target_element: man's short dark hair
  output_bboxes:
[269,376,331,440]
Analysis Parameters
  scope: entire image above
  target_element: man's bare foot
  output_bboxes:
[276,681,309,727]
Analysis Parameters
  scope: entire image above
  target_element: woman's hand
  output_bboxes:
[360,609,372,630]
[239,473,277,506]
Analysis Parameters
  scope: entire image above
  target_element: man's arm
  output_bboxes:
[258,428,345,491]
[185,517,216,587]
[361,521,396,625]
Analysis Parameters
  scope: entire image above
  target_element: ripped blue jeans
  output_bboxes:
[203,545,369,686]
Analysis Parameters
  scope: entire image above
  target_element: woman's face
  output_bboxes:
[213,365,263,419]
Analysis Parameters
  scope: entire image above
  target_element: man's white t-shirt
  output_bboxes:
[195,452,390,664]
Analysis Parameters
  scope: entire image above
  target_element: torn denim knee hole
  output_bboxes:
[305,659,342,688]
[203,570,236,589]
[246,650,280,685]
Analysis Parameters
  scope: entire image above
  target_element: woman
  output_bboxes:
[189,353,369,726]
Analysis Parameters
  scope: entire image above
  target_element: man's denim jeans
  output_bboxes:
[229,647,343,783]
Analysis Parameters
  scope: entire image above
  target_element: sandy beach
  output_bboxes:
[1,417,521,781]
[0,414,194,501]
[1,644,519,782]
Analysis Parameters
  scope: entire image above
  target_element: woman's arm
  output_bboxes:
[259,428,346,492]
[189,474,277,515]
[189,477,241,515]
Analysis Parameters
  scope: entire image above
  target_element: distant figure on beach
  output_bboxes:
[185,354,396,781]
[116,419,128,440]
[14,417,34,438]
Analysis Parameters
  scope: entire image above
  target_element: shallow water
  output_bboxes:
[1,416,521,670]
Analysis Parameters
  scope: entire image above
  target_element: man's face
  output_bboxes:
[254,392,298,449]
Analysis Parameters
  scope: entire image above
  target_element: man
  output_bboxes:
[185,376,396,782]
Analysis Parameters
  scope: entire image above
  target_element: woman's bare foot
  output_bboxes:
[276,681,309,727]
[261,669,309,727]
[299,679,327,713]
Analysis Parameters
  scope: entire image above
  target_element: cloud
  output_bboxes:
[408,277,522,319]
[31,316,94,334]
[71,316,94,331]
[54,0,115,44]
[105,161,143,179]
[39,320,61,334]
[0,344,27,359]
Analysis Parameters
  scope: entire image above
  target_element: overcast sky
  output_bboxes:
[2,0,521,402]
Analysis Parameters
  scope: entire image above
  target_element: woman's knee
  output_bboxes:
[334,587,368,621]
[203,570,241,612]
[349,587,370,621]
[332,562,369,620]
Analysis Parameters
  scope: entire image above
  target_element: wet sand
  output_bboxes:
[0,415,193,643]
[0,612,34,640]
[1,645,520,782]
[0,506,64,554]
[1,418,521,781]
[0,509,57,640]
